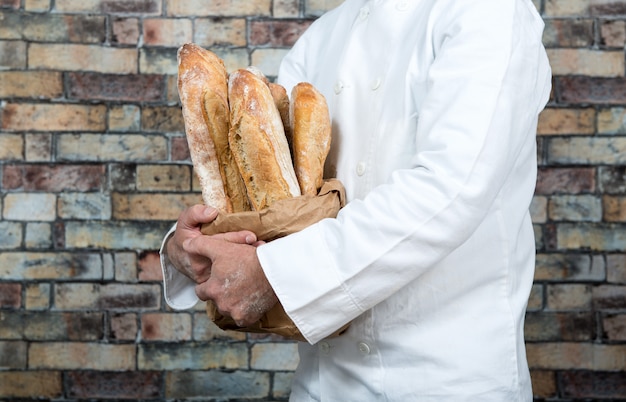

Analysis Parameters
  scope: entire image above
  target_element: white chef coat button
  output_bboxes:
[356,162,366,176]
[396,1,408,11]
[357,341,371,355]
[371,77,382,90]
[319,341,331,355]
[359,7,370,20]
[334,80,344,94]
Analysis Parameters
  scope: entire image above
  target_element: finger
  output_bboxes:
[212,230,258,245]
[178,204,218,229]
[195,281,210,302]
[182,235,228,263]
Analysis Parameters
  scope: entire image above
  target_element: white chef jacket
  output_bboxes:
[160,0,552,400]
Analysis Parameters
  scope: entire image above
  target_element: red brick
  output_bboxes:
[602,313,626,341]
[530,370,557,399]
[0,0,20,8]
[250,20,313,46]
[0,283,21,308]
[604,195,626,222]
[0,311,104,340]
[171,136,191,161]
[1,103,106,132]
[543,19,594,47]
[67,72,165,102]
[54,283,161,310]
[111,17,140,45]
[0,10,105,43]
[0,371,62,398]
[590,0,626,16]
[66,371,162,399]
[143,18,192,46]
[525,311,595,341]
[103,0,161,13]
[593,285,626,310]
[558,76,626,104]
[141,105,185,133]
[600,19,626,47]
[559,370,626,399]
[138,251,162,281]
[0,341,27,368]
[0,71,63,98]
[141,312,192,341]
[2,164,105,191]
[110,313,138,340]
[535,167,596,195]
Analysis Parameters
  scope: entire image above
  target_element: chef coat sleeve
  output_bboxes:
[159,223,201,310]
[257,0,552,344]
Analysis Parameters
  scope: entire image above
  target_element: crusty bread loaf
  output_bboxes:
[178,43,250,212]
[268,82,292,156]
[228,69,301,210]
[177,43,229,211]
[290,82,332,196]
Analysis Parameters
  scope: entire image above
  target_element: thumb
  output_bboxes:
[178,205,219,230]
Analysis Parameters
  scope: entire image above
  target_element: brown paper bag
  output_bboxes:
[200,179,350,341]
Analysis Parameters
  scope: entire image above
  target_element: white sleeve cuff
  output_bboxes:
[159,223,200,310]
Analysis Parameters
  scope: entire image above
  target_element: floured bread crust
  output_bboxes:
[268,82,292,157]
[178,43,250,212]
[228,69,301,210]
[290,82,332,196]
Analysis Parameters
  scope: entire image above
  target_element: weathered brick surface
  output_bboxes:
[558,76,626,104]
[67,72,166,102]
[164,370,271,399]
[1,2,624,401]
[0,10,105,42]
[29,43,137,73]
[29,342,135,370]
[525,311,595,341]
[535,167,595,195]
[1,103,106,132]
[537,107,594,135]
[543,19,594,47]
[559,370,626,399]
[0,71,63,98]
[547,48,624,77]
[138,342,248,370]
[0,283,21,308]
[530,370,557,399]
[141,312,192,341]
[3,163,105,191]
[0,311,104,340]
[143,18,192,46]
[251,342,300,370]
[194,18,247,47]
[0,371,62,399]
[65,370,163,399]
[54,283,161,310]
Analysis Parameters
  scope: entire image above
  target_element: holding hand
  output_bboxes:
[166,204,277,326]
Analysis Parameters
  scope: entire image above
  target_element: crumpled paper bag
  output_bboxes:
[200,179,350,342]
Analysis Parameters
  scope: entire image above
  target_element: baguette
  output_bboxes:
[290,82,332,196]
[178,44,250,212]
[228,68,301,210]
[269,82,292,157]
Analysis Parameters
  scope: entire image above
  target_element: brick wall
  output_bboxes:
[0,0,624,400]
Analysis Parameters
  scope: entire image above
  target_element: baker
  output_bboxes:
[160,0,552,400]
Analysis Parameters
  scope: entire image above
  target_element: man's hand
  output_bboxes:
[166,205,257,283]
[184,235,278,327]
